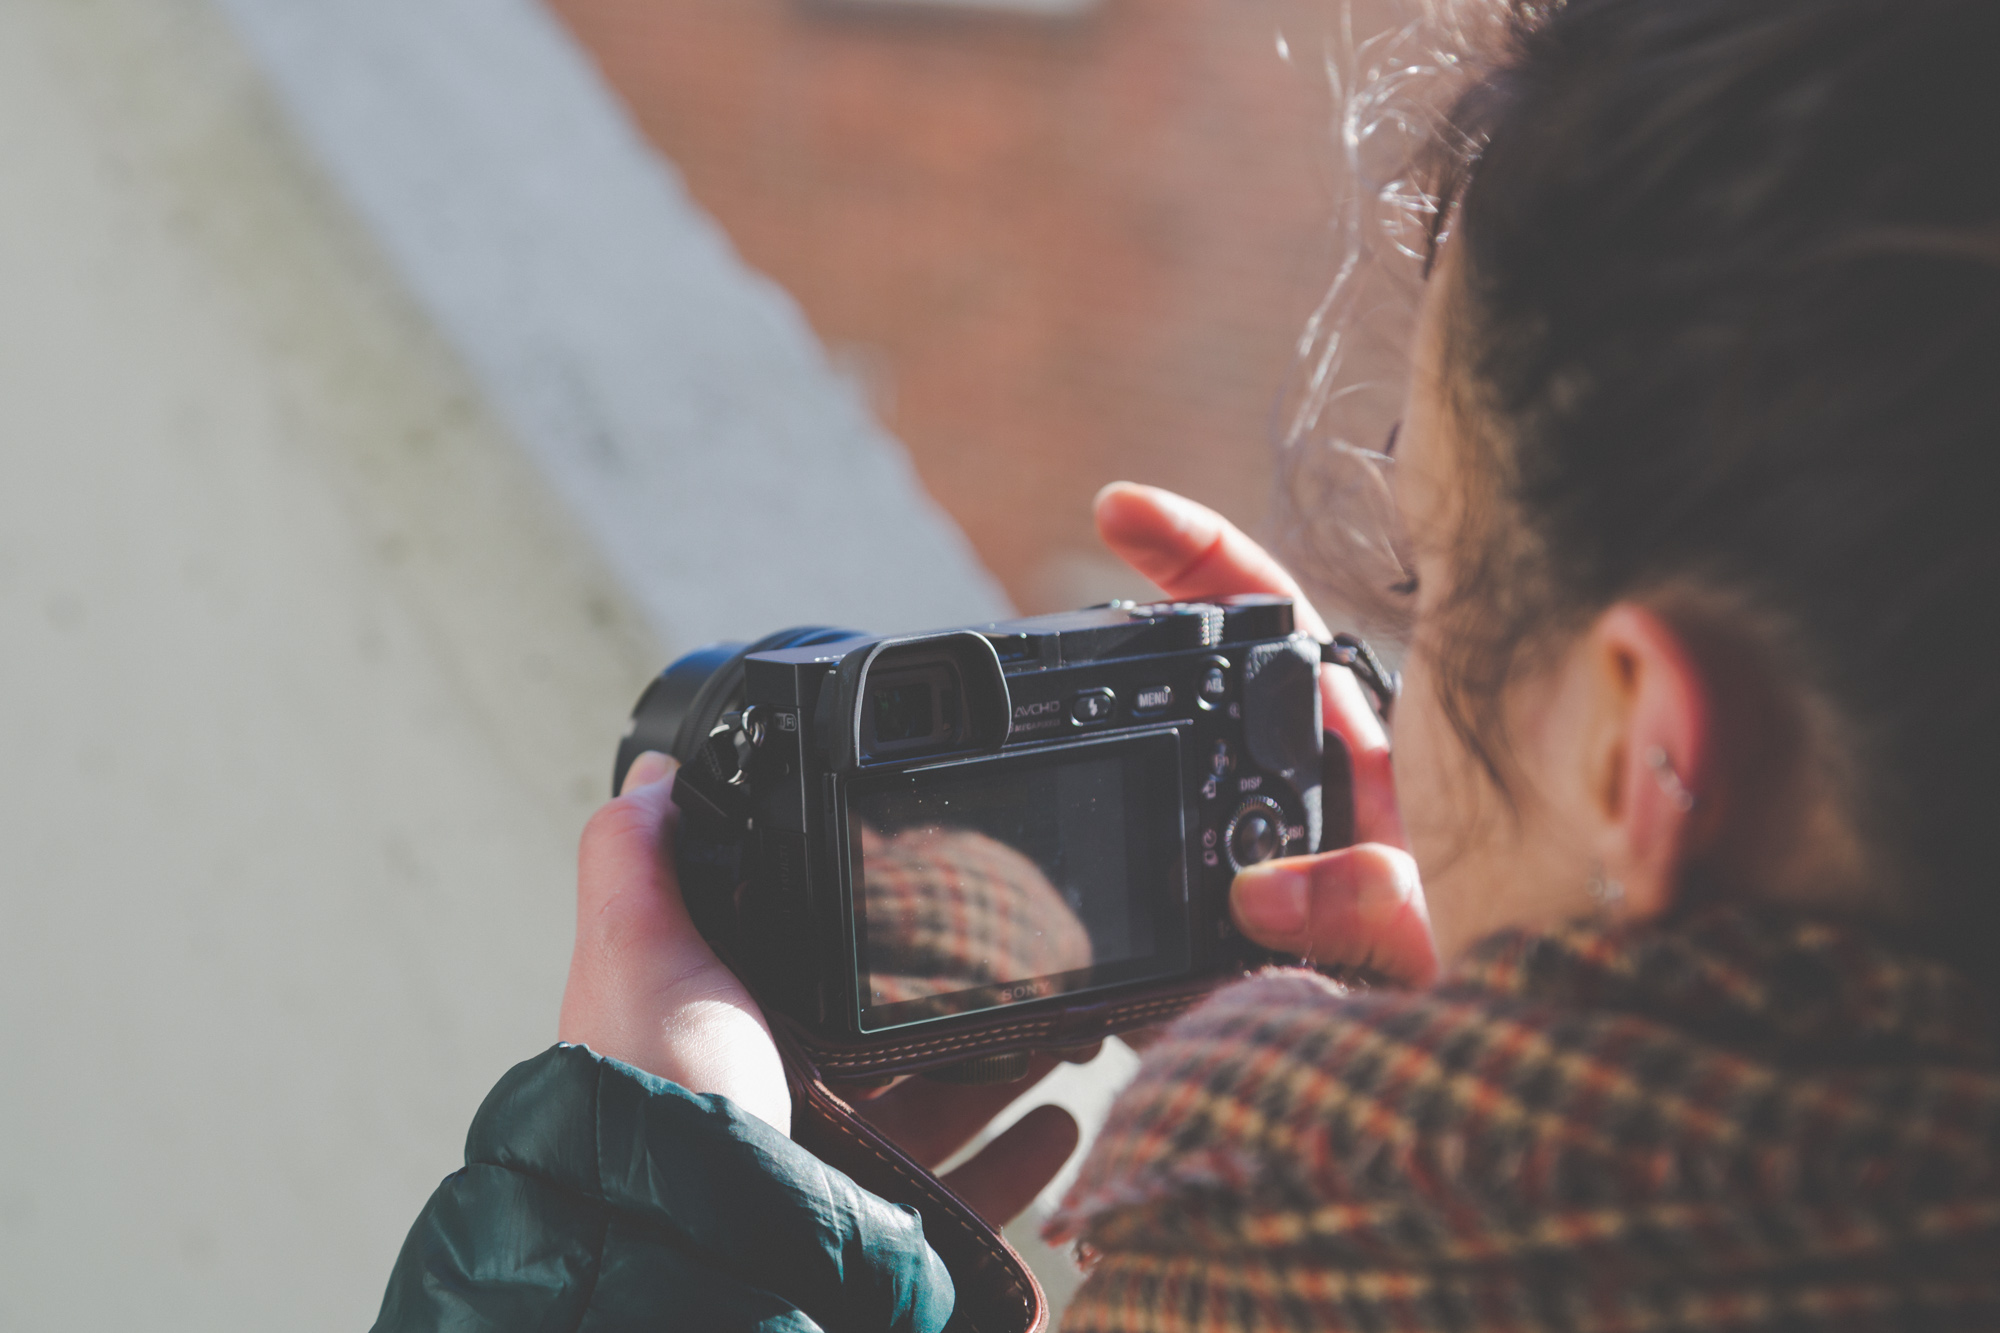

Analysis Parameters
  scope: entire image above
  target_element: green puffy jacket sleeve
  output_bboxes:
[372,1043,956,1333]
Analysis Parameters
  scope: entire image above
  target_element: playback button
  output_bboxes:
[1071,688,1117,725]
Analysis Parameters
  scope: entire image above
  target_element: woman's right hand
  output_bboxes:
[1095,482,1437,987]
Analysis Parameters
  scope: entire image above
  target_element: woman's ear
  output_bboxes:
[1581,603,1712,922]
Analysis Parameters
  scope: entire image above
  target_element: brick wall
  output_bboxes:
[551,0,1392,613]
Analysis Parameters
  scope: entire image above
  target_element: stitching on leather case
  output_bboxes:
[805,1085,1037,1330]
[805,993,1203,1072]
[809,994,1196,1067]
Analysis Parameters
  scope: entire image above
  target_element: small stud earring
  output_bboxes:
[1588,862,1625,910]
[1644,745,1696,813]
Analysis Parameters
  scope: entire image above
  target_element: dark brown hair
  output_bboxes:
[1423,0,2000,951]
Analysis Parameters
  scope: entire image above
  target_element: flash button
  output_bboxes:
[1071,689,1116,725]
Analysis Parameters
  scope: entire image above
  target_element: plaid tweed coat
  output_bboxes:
[1046,907,2000,1331]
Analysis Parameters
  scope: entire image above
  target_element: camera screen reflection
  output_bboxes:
[851,748,1174,1028]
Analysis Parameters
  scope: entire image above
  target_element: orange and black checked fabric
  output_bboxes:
[859,824,1092,1006]
[1048,907,2000,1331]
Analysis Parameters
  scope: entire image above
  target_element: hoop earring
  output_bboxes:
[1588,862,1625,910]
[1644,745,1696,813]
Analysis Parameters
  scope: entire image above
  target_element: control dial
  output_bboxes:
[1224,796,1290,873]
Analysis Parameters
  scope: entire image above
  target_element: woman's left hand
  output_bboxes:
[556,754,1084,1224]
[557,753,793,1136]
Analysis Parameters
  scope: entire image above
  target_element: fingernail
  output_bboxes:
[1233,864,1308,936]
[621,750,671,794]
[1092,480,1136,509]
[1139,484,1199,528]
[1096,480,1196,532]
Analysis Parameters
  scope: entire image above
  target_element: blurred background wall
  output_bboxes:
[0,0,1364,1327]
[551,0,1349,613]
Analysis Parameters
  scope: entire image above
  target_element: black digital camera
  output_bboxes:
[613,597,1362,1077]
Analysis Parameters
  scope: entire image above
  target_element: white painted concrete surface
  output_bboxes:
[0,0,1104,1328]
[0,4,670,1326]
[211,0,1013,653]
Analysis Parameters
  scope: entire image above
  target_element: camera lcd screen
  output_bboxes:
[846,730,1189,1032]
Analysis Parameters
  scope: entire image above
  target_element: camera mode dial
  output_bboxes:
[1224,795,1290,873]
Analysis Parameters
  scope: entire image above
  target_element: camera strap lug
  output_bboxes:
[673,716,760,838]
[732,705,768,752]
[1322,633,1399,721]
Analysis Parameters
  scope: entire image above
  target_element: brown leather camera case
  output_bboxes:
[776,975,1224,1333]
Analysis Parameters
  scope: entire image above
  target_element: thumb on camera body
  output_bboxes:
[1231,843,1437,988]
